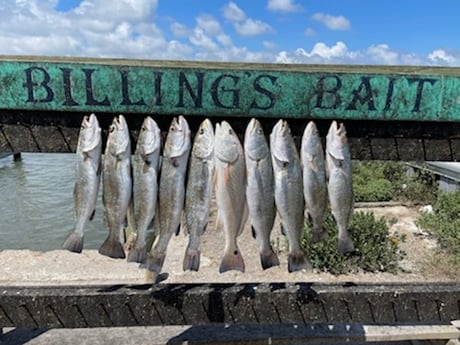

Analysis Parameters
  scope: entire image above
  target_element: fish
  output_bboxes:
[127,116,161,264]
[244,118,279,270]
[270,119,311,272]
[147,115,191,273]
[301,121,328,243]
[182,119,215,271]
[62,114,102,253]
[326,120,355,254]
[99,114,132,259]
[214,121,248,273]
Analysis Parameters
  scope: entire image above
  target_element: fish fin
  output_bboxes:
[251,225,257,239]
[327,147,345,161]
[142,160,151,174]
[219,248,245,273]
[287,251,311,272]
[89,208,96,221]
[280,222,286,236]
[98,237,126,259]
[146,251,166,273]
[183,248,200,272]
[62,232,84,253]
[237,202,248,236]
[260,248,280,270]
[127,246,147,264]
[223,163,231,184]
[309,153,318,172]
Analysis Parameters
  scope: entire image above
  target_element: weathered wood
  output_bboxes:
[1,56,460,121]
[0,283,459,328]
[1,110,460,160]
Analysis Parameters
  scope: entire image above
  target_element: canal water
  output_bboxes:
[0,153,105,251]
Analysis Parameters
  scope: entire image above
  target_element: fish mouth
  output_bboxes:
[304,121,318,136]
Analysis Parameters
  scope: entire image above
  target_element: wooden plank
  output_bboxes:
[1,56,460,121]
[1,283,459,328]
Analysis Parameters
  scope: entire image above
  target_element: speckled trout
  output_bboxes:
[127,116,161,264]
[301,121,328,243]
[270,119,310,272]
[62,114,102,253]
[244,118,279,270]
[182,119,215,272]
[99,115,132,259]
[215,121,248,273]
[326,120,355,254]
[147,115,191,273]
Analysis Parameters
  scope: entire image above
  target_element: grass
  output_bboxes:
[302,211,406,275]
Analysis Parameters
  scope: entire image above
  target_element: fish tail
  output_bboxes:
[260,248,280,270]
[98,237,126,259]
[62,232,84,253]
[312,226,328,243]
[183,248,201,272]
[288,251,311,272]
[127,245,147,264]
[146,251,166,273]
[338,235,355,254]
[219,248,245,273]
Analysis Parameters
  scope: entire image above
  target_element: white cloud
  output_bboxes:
[170,22,189,38]
[222,2,246,22]
[304,28,315,37]
[267,0,302,13]
[366,44,399,65]
[196,14,222,36]
[428,49,457,65]
[263,40,277,50]
[234,19,273,36]
[222,2,273,37]
[311,13,351,31]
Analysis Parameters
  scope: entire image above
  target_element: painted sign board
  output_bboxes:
[1,56,460,121]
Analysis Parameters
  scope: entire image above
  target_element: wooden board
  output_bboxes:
[1,56,460,121]
[0,283,459,328]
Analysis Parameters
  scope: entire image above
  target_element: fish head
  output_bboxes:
[244,118,269,161]
[78,113,101,154]
[137,116,161,156]
[326,120,348,161]
[107,114,131,157]
[192,118,214,159]
[215,121,240,164]
[270,119,294,163]
[304,121,319,138]
[301,120,321,151]
[164,115,191,158]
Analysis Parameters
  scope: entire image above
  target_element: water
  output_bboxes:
[0,153,106,251]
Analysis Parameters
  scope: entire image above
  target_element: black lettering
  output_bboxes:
[346,77,376,110]
[211,74,240,109]
[120,70,146,106]
[82,68,110,106]
[23,67,54,103]
[60,68,79,106]
[383,77,395,111]
[408,78,437,112]
[315,76,341,109]
[250,74,277,110]
[154,72,163,106]
[177,72,204,108]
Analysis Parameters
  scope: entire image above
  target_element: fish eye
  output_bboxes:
[228,129,233,135]
[141,126,146,131]
[109,125,115,133]
[257,128,263,134]
[199,128,204,135]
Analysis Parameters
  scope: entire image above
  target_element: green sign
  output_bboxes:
[1,56,460,121]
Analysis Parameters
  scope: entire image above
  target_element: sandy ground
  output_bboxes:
[0,205,454,286]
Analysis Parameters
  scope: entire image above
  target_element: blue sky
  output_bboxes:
[1,0,459,65]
